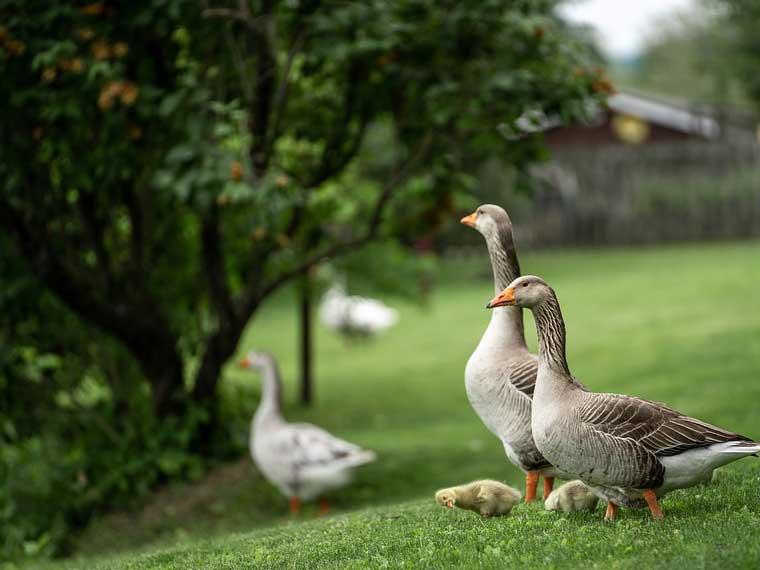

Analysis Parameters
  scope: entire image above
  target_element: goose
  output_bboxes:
[319,284,399,338]
[239,351,376,513]
[461,204,585,502]
[486,276,760,520]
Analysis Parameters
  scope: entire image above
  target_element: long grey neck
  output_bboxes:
[484,229,526,346]
[253,358,285,425]
[532,292,572,378]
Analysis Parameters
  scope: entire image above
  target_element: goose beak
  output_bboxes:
[460,212,477,227]
[238,356,251,369]
[445,500,454,509]
[486,287,516,309]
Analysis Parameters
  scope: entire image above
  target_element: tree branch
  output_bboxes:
[250,0,277,177]
[269,29,306,149]
[200,205,237,327]
[77,191,114,293]
[256,131,434,302]
[202,8,262,31]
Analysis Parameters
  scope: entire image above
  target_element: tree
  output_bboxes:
[621,5,750,109]
[0,0,602,427]
[716,0,760,109]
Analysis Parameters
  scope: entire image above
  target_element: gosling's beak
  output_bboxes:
[445,500,454,509]
[239,356,251,369]
[486,287,516,309]
[460,211,477,228]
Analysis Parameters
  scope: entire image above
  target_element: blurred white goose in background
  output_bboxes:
[319,284,399,339]
[239,351,376,514]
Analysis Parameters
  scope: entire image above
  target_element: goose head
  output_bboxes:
[486,275,552,309]
[435,488,457,509]
[460,204,514,240]
[238,351,274,370]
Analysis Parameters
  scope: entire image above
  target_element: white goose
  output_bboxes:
[461,205,586,502]
[319,284,399,338]
[487,276,760,520]
[239,351,376,513]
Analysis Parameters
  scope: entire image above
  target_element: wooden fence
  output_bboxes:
[508,139,760,246]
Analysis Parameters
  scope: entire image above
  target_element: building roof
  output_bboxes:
[506,90,722,141]
[607,92,720,139]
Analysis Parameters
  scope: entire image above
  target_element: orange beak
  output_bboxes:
[445,500,454,509]
[238,356,251,369]
[486,287,516,309]
[460,211,477,228]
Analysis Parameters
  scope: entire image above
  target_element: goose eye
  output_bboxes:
[522,282,529,287]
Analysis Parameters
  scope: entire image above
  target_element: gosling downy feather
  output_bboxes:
[436,480,522,517]
[545,480,600,513]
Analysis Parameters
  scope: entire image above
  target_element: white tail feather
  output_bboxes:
[720,444,760,454]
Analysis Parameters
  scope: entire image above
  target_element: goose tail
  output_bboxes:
[719,441,760,455]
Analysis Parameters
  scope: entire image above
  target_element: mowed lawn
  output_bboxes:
[49,241,760,570]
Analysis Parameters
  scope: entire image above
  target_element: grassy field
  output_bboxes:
[45,241,760,570]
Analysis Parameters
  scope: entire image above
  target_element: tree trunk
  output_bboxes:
[121,328,186,417]
[299,270,314,406]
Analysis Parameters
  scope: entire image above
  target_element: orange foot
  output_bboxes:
[604,501,618,522]
[643,489,664,520]
[543,476,555,500]
[525,471,539,503]
[289,496,301,515]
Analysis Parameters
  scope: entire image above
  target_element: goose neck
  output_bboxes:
[253,359,285,424]
[532,293,572,378]
[484,231,525,342]
[484,231,521,293]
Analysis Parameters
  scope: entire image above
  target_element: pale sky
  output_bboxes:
[560,0,696,59]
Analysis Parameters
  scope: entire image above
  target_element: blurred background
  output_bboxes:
[1,0,759,564]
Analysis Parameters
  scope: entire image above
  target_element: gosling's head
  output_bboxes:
[460,204,514,241]
[435,488,458,509]
[486,275,553,310]
[238,351,274,370]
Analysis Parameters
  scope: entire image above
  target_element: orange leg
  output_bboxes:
[525,471,539,503]
[604,501,618,521]
[319,499,330,515]
[289,496,301,515]
[642,489,664,520]
[543,476,555,500]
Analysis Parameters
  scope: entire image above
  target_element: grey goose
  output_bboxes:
[487,275,760,520]
[461,205,586,502]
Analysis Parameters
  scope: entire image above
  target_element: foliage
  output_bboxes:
[717,0,760,109]
[617,5,750,108]
[0,0,602,561]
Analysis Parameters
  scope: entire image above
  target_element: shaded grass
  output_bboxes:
[54,241,760,569]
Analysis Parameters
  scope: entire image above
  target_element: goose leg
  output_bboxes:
[319,499,330,515]
[525,471,539,502]
[289,496,301,515]
[642,489,664,520]
[604,501,618,521]
[543,476,555,500]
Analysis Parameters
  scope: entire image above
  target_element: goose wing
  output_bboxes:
[577,393,751,457]
[508,356,585,398]
[282,423,376,470]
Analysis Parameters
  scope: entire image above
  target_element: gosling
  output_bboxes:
[435,480,521,517]
[544,480,600,513]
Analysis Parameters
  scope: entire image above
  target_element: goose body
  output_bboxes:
[462,205,573,500]
[241,352,376,510]
[487,276,760,518]
[319,285,399,338]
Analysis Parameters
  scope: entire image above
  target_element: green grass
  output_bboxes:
[47,241,760,569]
